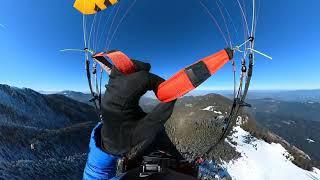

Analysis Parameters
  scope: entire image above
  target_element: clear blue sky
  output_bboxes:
[0,0,319,92]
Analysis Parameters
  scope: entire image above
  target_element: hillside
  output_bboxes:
[0,85,319,179]
[248,98,320,164]
[0,85,98,179]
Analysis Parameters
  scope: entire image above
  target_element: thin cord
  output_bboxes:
[199,0,229,46]
[217,0,239,41]
[246,48,272,60]
[99,68,103,107]
[88,14,97,50]
[254,0,260,37]
[251,0,256,39]
[83,14,87,48]
[93,12,103,51]
[104,4,122,51]
[216,0,233,47]
[232,60,237,99]
[107,0,138,50]
[97,7,116,51]
[236,0,250,37]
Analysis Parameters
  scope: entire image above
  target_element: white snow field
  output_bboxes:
[224,126,320,180]
[202,106,215,111]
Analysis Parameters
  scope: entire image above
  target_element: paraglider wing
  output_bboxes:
[73,0,119,15]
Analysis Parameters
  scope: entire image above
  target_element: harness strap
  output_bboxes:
[93,48,233,102]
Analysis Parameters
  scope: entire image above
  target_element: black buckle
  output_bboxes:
[140,164,162,177]
[139,151,175,177]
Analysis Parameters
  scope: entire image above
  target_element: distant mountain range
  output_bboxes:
[247,89,320,102]
[0,84,319,179]
[248,98,320,163]
[57,91,93,105]
[188,89,320,102]
[44,89,320,103]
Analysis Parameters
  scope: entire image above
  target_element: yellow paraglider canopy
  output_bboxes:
[73,0,119,15]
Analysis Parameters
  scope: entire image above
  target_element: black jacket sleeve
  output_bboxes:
[100,61,176,156]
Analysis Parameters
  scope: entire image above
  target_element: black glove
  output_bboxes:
[101,60,176,156]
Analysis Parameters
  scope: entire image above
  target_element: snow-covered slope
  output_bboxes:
[0,85,99,179]
[0,85,70,128]
[0,85,98,129]
[224,125,320,180]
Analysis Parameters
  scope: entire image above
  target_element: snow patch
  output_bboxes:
[223,126,320,180]
[217,115,225,120]
[236,116,244,126]
[306,138,315,143]
[202,106,215,111]
[313,168,320,175]
[201,106,224,115]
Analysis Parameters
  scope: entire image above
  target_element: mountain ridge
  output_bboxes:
[0,84,319,179]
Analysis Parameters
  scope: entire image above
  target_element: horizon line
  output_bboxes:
[1,84,320,94]
[37,88,320,94]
